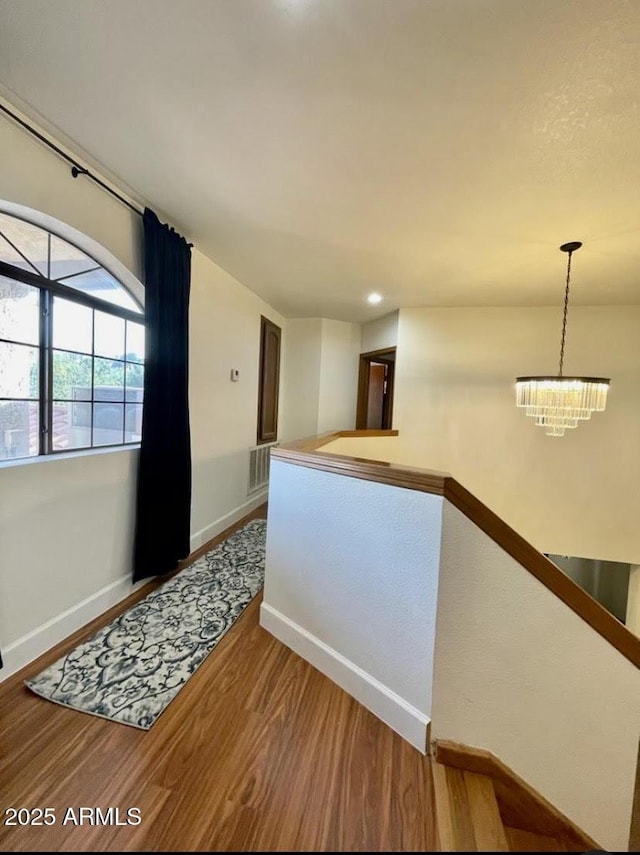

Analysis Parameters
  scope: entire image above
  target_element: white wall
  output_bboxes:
[317,319,360,433]
[0,449,142,675]
[392,306,640,564]
[261,458,443,751]
[280,317,360,441]
[189,248,285,547]
[361,310,398,352]
[279,318,322,442]
[432,500,640,852]
[0,102,286,678]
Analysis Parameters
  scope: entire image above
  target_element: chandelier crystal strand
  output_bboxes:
[515,241,610,436]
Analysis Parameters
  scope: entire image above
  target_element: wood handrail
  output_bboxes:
[283,429,399,451]
[271,432,640,669]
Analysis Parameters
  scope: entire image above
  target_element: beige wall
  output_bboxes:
[361,310,398,353]
[392,306,640,564]
[0,449,139,651]
[317,319,360,433]
[323,304,640,564]
[189,248,285,542]
[279,318,322,442]
[281,317,360,441]
[0,104,287,676]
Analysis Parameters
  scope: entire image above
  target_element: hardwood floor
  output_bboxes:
[0,506,582,851]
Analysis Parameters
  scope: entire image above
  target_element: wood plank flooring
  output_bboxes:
[0,506,583,851]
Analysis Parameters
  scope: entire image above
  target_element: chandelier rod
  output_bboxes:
[557,240,582,378]
[558,250,572,377]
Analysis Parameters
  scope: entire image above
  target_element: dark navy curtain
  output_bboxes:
[133,208,192,581]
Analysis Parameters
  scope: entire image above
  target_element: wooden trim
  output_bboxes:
[359,347,397,360]
[272,446,448,495]
[282,431,344,452]
[433,740,602,851]
[382,358,395,429]
[356,356,370,430]
[331,429,399,439]
[282,429,399,452]
[464,770,510,851]
[431,761,456,851]
[273,432,640,669]
[356,348,396,430]
[444,478,640,670]
[257,315,281,445]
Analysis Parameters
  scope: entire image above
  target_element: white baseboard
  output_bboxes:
[259,601,430,752]
[1,495,269,683]
[189,490,267,552]
[0,574,147,682]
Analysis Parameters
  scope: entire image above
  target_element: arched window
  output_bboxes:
[0,209,144,460]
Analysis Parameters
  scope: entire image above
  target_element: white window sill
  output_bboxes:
[0,444,141,471]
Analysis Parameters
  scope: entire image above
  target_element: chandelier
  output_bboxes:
[516,241,610,437]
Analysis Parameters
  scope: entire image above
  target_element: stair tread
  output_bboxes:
[433,758,582,852]
[464,770,509,851]
[504,825,568,851]
[432,761,457,851]
[434,762,479,849]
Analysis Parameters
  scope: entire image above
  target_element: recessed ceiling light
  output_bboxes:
[367,293,383,304]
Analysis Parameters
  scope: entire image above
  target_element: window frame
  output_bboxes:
[0,251,144,460]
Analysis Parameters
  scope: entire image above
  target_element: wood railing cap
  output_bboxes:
[280,429,399,452]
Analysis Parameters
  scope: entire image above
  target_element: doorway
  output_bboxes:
[356,347,396,430]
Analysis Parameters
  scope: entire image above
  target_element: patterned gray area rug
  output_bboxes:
[25,518,267,729]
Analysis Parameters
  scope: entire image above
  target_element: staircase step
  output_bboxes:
[433,758,579,851]
[504,825,568,851]
[464,771,509,851]
[433,761,510,851]
[433,740,601,851]
[433,761,474,850]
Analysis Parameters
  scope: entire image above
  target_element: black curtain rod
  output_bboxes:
[1,101,143,217]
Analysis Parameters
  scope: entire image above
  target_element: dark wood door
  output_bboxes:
[257,316,281,444]
[356,348,396,430]
[367,363,386,429]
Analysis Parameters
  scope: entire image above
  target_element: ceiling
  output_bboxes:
[1,0,640,322]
